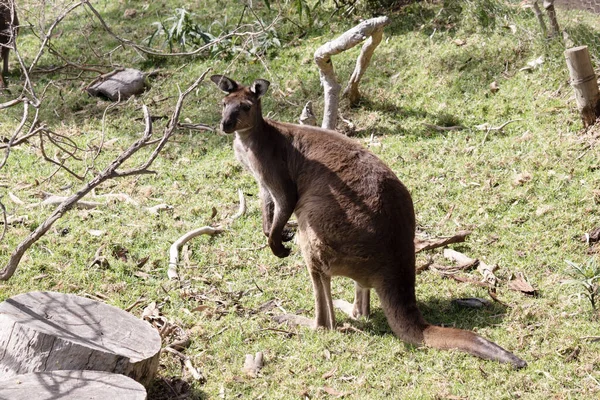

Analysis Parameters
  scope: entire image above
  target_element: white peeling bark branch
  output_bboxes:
[314,16,390,130]
[167,226,223,280]
[343,26,385,105]
[167,189,246,280]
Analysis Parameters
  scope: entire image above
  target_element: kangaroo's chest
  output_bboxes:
[233,136,268,186]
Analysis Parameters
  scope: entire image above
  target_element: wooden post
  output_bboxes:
[0,291,161,388]
[564,46,600,128]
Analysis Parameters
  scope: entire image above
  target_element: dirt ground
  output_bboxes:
[554,0,600,13]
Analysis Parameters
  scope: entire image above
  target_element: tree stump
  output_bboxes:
[0,291,161,387]
[0,370,147,400]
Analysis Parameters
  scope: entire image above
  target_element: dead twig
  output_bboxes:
[164,346,206,383]
[478,119,522,145]
[422,123,465,132]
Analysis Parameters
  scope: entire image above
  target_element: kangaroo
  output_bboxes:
[210,74,527,368]
[0,1,18,88]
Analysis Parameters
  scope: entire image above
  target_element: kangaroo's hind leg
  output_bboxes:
[333,282,370,319]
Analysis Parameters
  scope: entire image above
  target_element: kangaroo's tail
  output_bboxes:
[376,283,527,369]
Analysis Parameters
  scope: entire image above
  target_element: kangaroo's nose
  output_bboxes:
[221,120,235,133]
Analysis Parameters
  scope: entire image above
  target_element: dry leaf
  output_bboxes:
[508,272,536,295]
[453,38,466,46]
[513,171,532,186]
[322,366,338,379]
[136,256,150,269]
[88,229,105,237]
[490,81,499,93]
[582,226,600,243]
[322,386,349,397]
[142,301,160,320]
[535,205,553,217]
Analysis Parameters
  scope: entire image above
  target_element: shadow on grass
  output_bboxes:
[148,377,208,400]
[344,294,510,337]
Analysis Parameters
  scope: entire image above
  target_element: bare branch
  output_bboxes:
[112,70,210,178]
[0,104,153,281]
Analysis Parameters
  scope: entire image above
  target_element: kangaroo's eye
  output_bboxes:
[222,103,226,108]
[241,104,251,111]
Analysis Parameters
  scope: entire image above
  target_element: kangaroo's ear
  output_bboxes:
[210,75,239,93]
[250,79,270,98]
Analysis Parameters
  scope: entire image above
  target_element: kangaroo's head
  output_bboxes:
[210,75,270,134]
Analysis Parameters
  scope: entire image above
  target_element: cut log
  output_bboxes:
[0,370,147,400]
[564,46,600,128]
[0,291,161,387]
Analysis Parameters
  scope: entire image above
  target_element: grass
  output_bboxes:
[1,0,600,398]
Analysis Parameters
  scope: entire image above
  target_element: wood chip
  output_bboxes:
[242,352,264,378]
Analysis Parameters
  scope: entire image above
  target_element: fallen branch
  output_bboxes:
[314,16,389,130]
[476,119,522,132]
[82,0,280,58]
[414,230,471,253]
[167,189,245,280]
[177,122,215,132]
[167,226,223,280]
[422,123,465,132]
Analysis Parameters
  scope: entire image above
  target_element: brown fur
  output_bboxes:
[0,1,18,88]
[210,75,527,368]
